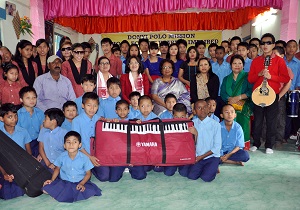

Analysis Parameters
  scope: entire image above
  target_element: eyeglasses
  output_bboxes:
[129,62,139,65]
[99,62,110,66]
[61,47,71,51]
[260,41,274,46]
[73,51,85,55]
[162,66,172,69]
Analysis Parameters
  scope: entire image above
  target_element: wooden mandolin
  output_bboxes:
[252,55,276,107]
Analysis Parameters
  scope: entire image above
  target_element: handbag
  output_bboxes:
[229,100,246,111]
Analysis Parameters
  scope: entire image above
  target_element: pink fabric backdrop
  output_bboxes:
[44,0,283,20]
[31,0,45,43]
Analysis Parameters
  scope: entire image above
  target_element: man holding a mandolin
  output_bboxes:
[248,33,290,154]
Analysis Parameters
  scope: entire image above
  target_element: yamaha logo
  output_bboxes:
[136,142,158,147]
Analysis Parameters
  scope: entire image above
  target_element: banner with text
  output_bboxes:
[101,31,222,48]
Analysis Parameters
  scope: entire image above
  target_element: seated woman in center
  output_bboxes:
[151,59,191,116]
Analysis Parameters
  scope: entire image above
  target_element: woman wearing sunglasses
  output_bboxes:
[60,41,72,62]
[61,43,92,97]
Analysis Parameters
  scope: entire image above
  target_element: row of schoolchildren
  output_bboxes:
[0,74,249,202]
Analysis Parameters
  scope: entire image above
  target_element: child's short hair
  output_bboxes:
[120,40,130,48]
[208,43,218,50]
[221,104,235,113]
[82,92,99,105]
[164,93,177,103]
[64,131,81,144]
[172,103,187,114]
[3,63,18,80]
[19,86,37,99]
[101,38,113,45]
[249,37,260,45]
[107,77,121,89]
[237,42,249,50]
[195,40,206,48]
[44,108,65,126]
[138,95,152,105]
[215,46,225,52]
[0,103,18,117]
[176,39,187,47]
[221,40,229,45]
[62,101,78,111]
[160,41,169,47]
[194,99,207,108]
[81,42,91,50]
[275,40,287,48]
[112,46,121,54]
[205,97,217,104]
[249,44,258,51]
[81,74,96,85]
[138,39,149,47]
[230,36,242,44]
[115,99,129,110]
[273,46,285,55]
[129,91,141,100]
[149,42,159,50]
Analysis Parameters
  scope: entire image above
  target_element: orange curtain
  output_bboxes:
[54,7,269,34]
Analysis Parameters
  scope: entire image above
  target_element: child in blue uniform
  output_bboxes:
[159,93,177,119]
[75,74,96,115]
[220,104,250,166]
[128,91,141,119]
[136,95,158,121]
[38,108,68,171]
[72,92,123,182]
[43,131,101,203]
[115,99,130,120]
[17,86,44,157]
[61,101,78,131]
[0,103,31,200]
[99,77,121,119]
[205,97,220,122]
[181,100,221,182]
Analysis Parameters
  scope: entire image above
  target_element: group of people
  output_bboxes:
[0,32,299,202]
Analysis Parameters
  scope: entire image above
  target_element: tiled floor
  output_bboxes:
[1,141,300,210]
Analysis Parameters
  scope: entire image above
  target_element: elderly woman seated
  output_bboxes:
[151,59,191,116]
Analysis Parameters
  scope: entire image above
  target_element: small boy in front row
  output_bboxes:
[38,108,68,171]
[72,92,124,182]
[17,86,44,157]
[219,104,249,166]
[159,93,177,119]
[128,91,141,119]
[205,97,220,122]
[61,101,78,132]
[136,95,158,121]
[0,103,32,200]
[164,103,189,176]
[179,99,221,182]
[115,99,130,120]
[75,74,97,115]
[43,131,101,203]
[100,77,122,119]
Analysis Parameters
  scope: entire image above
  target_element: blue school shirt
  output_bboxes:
[159,110,173,119]
[128,106,141,119]
[212,61,231,95]
[210,113,220,122]
[136,112,158,121]
[220,121,244,155]
[121,55,126,74]
[99,96,121,119]
[37,127,68,163]
[75,95,102,115]
[243,57,253,73]
[17,107,44,140]
[54,151,94,183]
[72,112,100,154]
[143,57,163,76]
[193,116,221,159]
[0,124,31,150]
[61,119,72,132]
[284,56,300,90]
